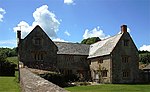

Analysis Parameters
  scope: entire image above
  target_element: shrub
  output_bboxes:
[39,73,67,87]
[39,73,79,87]
[0,55,17,76]
[64,74,79,82]
[74,82,91,86]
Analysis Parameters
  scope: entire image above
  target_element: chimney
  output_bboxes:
[121,25,127,33]
[17,30,21,46]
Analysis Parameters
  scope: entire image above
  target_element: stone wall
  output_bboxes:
[57,54,90,80]
[20,68,69,92]
[90,55,111,83]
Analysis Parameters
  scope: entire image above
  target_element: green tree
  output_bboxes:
[139,50,150,64]
[81,37,101,45]
[0,47,17,57]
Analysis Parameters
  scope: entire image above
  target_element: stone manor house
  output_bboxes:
[17,25,139,83]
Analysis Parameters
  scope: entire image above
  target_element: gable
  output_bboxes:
[21,25,57,47]
[20,25,57,50]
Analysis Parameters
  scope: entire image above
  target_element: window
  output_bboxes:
[64,69,72,75]
[123,39,129,46]
[35,38,41,45]
[101,70,107,77]
[98,58,103,63]
[122,56,129,63]
[34,53,44,61]
[123,70,130,78]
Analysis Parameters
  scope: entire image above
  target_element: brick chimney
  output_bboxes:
[17,30,21,46]
[121,25,127,34]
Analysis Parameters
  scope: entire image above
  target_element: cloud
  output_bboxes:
[64,0,75,5]
[64,31,71,36]
[13,21,34,38]
[52,38,68,42]
[0,8,6,22]
[0,39,16,48]
[13,5,60,38]
[83,26,110,39]
[139,45,150,52]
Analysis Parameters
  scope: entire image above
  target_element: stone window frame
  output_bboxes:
[31,51,46,61]
[33,37,43,45]
[122,55,130,63]
[122,70,130,78]
[98,58,103,63]
[101,70,108,77]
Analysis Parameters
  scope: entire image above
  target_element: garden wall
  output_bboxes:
[20,68,69,92]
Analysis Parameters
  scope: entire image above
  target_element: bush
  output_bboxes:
[74,82,91,86]
[64,74,79,82]
[0,55,17,76]
[39,73,79,87]
[40,73,66,87]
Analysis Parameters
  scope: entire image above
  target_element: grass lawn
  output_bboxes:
[65,84,150,92]
[0,72,20,92]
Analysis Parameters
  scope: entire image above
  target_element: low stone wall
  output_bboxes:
[20,68,69,92]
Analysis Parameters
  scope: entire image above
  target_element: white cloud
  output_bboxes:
[0,39,16,48]
[13,21,34,38]
[64,0,75,5]
[83,26,110,39]
[139,45,150,52]
[64,31,70,36]
[127,27,131,33]
[52,38,68,42]
[0,8,6,22]
[13,5,60,38]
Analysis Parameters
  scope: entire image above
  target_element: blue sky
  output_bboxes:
[0,0,150,51]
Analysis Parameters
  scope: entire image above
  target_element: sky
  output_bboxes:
[0,0,150,51]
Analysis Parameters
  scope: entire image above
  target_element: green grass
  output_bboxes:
[0,72,20,92]
[65,84,150,92]
[7,56,18,65]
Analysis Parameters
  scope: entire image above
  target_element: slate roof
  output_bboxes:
[54,42,90,55]
[143,64,150,70]
[88,33,123,58]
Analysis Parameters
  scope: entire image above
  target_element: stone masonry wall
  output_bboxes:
[20,68,69,92]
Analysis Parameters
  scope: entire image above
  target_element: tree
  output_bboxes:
[139,50,150,64]
[0,47,17,57]
[81,37,101,45]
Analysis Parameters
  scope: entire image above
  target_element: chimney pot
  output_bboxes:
[121,25,127,33]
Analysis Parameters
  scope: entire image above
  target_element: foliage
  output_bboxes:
[39,73,79,87]
[0,71,20,92]
[7,56,18,65]
[39,72,66,87]
[139,50,150,64]
[64,74,79,82]
[139,50,150,54]
[81,37,101,45]
[74,82,91,86]
[0,47,17,58]
[65,84,150,92]
[0,55,17,76]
